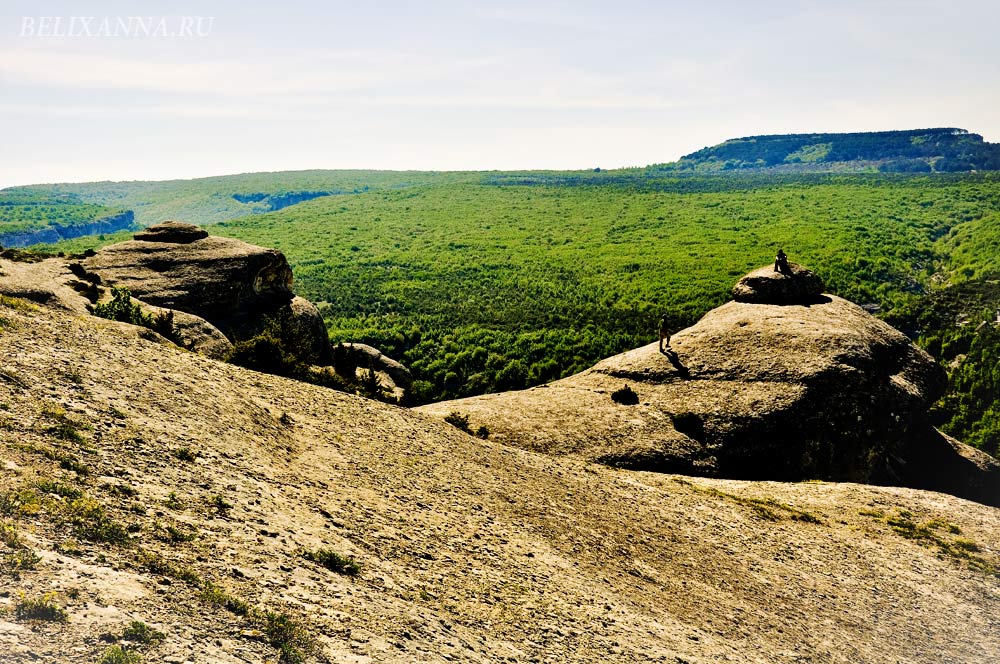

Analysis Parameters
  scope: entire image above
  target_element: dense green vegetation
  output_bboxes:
[200,174,999,413]
[19,168,1000,457]
[668,128,1000,173]
[0,191,128,239]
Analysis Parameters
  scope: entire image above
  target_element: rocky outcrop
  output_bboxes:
[81,222,331,364]
[0,211,135,248]
[334,342,413,390]
[133,220,208,243]
[421,265,1000,506]
[732,262,825,304]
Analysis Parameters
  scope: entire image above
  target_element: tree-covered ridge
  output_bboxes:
[0,191,129,235]
[3,170,472,227]
[669,128,1000,173]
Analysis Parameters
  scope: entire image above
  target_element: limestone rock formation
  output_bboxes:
[143,305,234,360]
[133,219,208,243]
[732,262,825,304]
[335,342,414,391]
[81,221,331,364]
[421,266,1000,506]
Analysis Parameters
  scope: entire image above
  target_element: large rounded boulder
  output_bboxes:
[82,221,331,364]
[732,262,825,304]
[420,266,1000,506]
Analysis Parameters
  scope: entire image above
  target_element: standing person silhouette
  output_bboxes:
[659,314,671,353]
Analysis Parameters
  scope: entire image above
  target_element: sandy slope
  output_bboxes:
[0,292,999,663]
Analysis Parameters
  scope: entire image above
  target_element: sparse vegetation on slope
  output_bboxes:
[1,283,999,662]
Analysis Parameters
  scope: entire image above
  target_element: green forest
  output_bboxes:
[0,191,127,235]
[16,169,1000,458]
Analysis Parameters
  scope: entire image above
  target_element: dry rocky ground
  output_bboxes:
[0,259,999,663]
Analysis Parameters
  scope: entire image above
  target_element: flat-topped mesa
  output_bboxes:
[732,262,825,304]
[133,220,209,244]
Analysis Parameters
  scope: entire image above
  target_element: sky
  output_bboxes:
[2,0,999,187]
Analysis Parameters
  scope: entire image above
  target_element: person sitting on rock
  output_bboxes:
[659,314,671,353]
[774,248,790,274]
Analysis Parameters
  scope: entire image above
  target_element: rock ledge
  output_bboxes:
[732,263,825,304]
[134,221,209,244]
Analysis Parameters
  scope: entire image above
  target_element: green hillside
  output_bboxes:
[3,170,466,227]
[667,128,1000,173]
[0,191,132,248]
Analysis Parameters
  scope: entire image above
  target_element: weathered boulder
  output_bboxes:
[82,221,331,364]
[133,220,208,244]
[732,263,825,304]
[135,304,234,360]
[334,342,413,391]
[420,266,999,506]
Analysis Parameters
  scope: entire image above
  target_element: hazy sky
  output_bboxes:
[2,0,998,186]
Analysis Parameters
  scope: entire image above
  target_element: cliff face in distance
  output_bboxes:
[1,246,999,663]
[0,210,135,248]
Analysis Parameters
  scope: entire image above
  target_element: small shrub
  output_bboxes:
[2,548,42,576]
[474,425,490,439]
[443,412,471,433]
[97,645,142,664]
[0,520,22,547]
[357,367,388,400]
[149,310,174,340]
[0,294,38,311]
[170,447,197,462]
[15,592,68,622]
[121,620,165,645]
[93,288,152,327]
[102,482,138,498]
[258,610,315,664]
[610,384,639,405]
[301,548,361,576]
[66,498,131,545]
[137,549,203,586]
[164,492,184,510]
[0,488,42,517]
[160,524,196,544]
[174,565,202,585]
[209,494,232,512]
